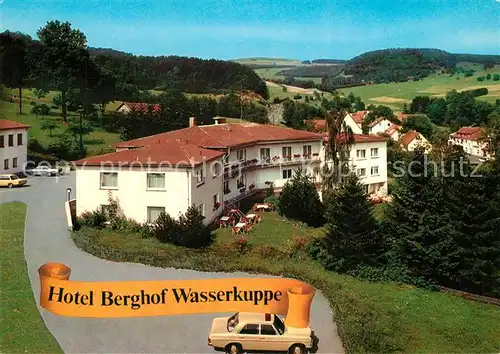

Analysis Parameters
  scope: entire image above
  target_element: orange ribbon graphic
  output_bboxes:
[38,263,316,328]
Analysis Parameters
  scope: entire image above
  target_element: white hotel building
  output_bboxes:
[74,117,388,225]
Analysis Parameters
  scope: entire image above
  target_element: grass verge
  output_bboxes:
[71,212,500,353]
[0,202,62,353]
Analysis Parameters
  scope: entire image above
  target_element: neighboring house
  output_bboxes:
[399,130,431,152]
[0,119,30,174]
[448,127,491,159]
[384,122,402,141]
[74,119,324,225]
[116,102,161,114]
[343,110,369,134]
[368,118,393,135]
[319,133,389,196]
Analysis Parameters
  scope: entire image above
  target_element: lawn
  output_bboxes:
[338,65,500,111]
[72,211,500,353]
[2,90,121,156]
[0,202,62,353]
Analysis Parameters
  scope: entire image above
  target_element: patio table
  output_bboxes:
[235,222,246,228]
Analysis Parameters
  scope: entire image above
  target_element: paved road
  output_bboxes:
[0,174,344,353]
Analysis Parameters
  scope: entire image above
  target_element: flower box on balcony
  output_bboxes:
[313,153,319,156]
[223,189,231,195]
[249,184,255,190]
[293,154,302,158]
[237,183,245,189]
[303,154,311,159]
[272,156,280,162]
[239,187,246,193]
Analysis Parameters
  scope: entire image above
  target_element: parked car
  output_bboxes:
[26,165,63,176]
[208,312,313,354]
[0,174,27,188]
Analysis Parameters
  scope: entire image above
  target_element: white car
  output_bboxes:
[26,165,63,177]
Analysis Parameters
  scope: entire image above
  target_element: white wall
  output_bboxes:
[0,128,28,174]
[448,137,489,158]
[76,166,193,224]
[407,134,431,152]
[344,114,363,134]
[369,119,392,135]
[190,161,224,224]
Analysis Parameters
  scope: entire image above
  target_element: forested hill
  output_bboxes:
[88,47,267,97]
[343,48,500,83]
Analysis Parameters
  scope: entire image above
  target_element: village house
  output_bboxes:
[0,119,30,175]
[399,130,431,152]
[448,127,491,159]
[116,102,161,114]
[74,118,324,225]
[343,110,369,134]
[368,117,393,135]
[384,122,402,141]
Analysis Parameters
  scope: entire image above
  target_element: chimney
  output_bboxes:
[189,117,196,127]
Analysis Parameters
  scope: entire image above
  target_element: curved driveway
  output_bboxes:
[0,174,344,353]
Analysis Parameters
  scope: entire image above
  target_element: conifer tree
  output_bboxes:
[279,167,324,227]
[321,174,381,272]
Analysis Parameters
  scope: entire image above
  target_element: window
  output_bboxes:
[223,180,230,194]
[363,184,369,194]
[0,135,4,148]
[4,159,8,170]
[273,315,285,335]
[282,146,292,161]
[12,158,18,168]
[282,169,292,179]
[196,168,204,185]
[260,148,270,163]
[17,133,23,146]
[100,172,118,189]
[371,148,379,157]
[0,175,9,180]
[147,173,165,190]
[236,149,245,161]
[212,163,221,178]
[356,149,366,159]
[213,193,219,209]
[197,203,205,217]
[222,154,229,165]
[303,145,312,157]
[147,206,165,223]
[356,168,366,177]
[260,325,277,336]
[237,175,245,188]
[227,313,239,332]
[371,166,379,176]
[239,324,259,335]
[8,134,14,147]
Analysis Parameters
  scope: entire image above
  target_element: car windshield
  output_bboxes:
[273,315,285,335]
[227,313,239,332]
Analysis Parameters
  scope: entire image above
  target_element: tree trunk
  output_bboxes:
[18,87,22,115]
[61,90,67,123]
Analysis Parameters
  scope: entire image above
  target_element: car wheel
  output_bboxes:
[289,344,307,354]
[7,183,13,188]
[225,343,242,354]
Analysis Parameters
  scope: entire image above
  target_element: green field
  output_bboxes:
[72,210,500,353]
[0,203,62,353]
[338,65,500,110]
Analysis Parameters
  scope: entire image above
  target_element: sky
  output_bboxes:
[1,0,499,60]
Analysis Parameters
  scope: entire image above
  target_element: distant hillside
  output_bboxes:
[311,59,347,64]
[277,64,345,78]
[343,48,500,84]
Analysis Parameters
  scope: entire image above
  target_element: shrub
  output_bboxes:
[477,76,485,82]
[177,206,213,248]
[232,237,251,254]
[77,210,106,229]
[284,236,308,257]
[254,245,280,258]
[486,73,492,80]
[153,212,180,243]
[493,74,500,81]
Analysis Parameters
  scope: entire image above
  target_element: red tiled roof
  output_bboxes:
[450,127,483,141]
[74,139,224,167]
[0,119,30,131]
[118,102,161,113]
[348,110,370,125]
[399,130,420,146]
[385,123,401,137]
[115,122,324,149]
[304,119,326,131]
[368,117,386,128]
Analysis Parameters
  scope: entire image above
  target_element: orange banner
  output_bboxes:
[38,263,316,328]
